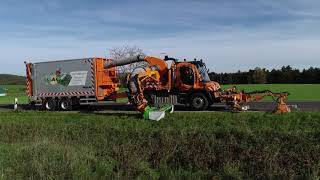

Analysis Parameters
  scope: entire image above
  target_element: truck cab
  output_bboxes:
[173,60,221,110]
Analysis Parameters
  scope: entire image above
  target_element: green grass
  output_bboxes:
[0,85,28,104]
[0,110,319,179]
[222,84,320,101]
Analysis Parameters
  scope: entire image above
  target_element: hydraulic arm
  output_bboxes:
[104,55,164,111]
[242,90,291,113]
[105,55,173,120]
[222,88,291,113]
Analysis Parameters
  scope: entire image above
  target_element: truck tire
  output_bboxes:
[59,99,72,111]
[43,99,57,111]
[189,93,209,111]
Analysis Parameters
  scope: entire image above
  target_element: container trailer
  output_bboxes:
[26,58,120,110]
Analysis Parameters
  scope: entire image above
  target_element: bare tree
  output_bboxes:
[109,45,148,74]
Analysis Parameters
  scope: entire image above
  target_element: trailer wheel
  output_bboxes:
[190,93,209,111]
[43,99,57,111]
[59,99,72,111]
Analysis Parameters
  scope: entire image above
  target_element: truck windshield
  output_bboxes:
[197,65,211,82]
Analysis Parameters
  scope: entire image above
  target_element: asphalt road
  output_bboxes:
[0,101,320,112]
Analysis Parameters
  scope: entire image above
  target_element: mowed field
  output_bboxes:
[0,111,319,179]
[0,84,319,104]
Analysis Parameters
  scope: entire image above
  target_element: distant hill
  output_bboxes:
[0,74,25,85]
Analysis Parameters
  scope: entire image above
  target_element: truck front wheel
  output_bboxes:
[189,93,209,111]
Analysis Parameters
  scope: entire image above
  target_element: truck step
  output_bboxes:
[80,97,98,105]
[80,98,97,101]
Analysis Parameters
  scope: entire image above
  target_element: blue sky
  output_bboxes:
[1,0,320,75]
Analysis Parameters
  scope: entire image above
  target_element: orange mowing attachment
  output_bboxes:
[274,95,291,114]
[222,89,291,113]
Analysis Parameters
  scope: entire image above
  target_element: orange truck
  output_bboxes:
[26,55,290,117]
[104,55,290,114]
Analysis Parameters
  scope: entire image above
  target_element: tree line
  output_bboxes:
[209,66,320,84]
[0,74,26,85]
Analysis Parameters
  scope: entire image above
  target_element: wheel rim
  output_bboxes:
[61,101,69,110]
[45,100,54,110]
[192,97,204,109]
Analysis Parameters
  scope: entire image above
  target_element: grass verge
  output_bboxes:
[0,111,319,179]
